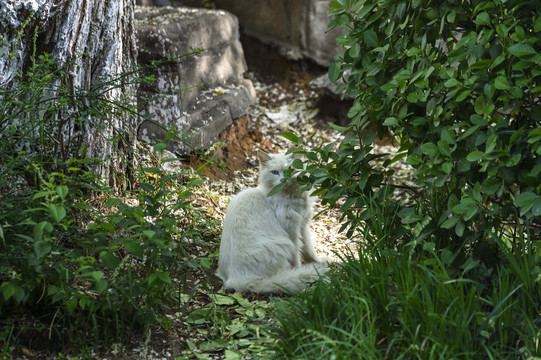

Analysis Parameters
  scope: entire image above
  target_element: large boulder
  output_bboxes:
[135,6,256,154]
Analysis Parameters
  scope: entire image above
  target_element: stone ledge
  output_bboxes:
[135,5,257,154]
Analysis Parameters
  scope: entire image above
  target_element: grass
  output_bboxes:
[268,191,541,360]
[271,242,540,359]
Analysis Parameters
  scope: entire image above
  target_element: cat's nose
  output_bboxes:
[280,178,286,183]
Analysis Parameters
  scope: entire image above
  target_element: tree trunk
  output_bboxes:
[0,0,137,189]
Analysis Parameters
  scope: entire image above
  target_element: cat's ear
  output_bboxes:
[257,150,271,164]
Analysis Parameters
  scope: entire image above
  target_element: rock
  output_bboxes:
[135,0,344,67]
[135,6,257,154]
[214,0,345,66]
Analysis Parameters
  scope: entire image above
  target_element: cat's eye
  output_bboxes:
[271,170,279,175]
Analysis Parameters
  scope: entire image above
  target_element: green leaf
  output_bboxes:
[186,308,211,325]
[323,184,343,200]
[199,257,212,268]
[1,282,15,301]
[496,23,509,37]
[33,221,53,242]
[508,43,537,57]
[186,178,206,187]
[437,140,451,157]
[407,47,421,56]
[458,124,481,142]
[90,271,104,282]
[153,142,167,153]
[464,204,478,221]
[514,192,539,215]
[224,350,243,360]
[282,131,300,144]
[139,182,155,192]
[306,151,318,162]
[124,240,144,257]
[509,86,523,98]
[56,185,68,200]
[95,279,107,293]
[494,76,511,90]
[441,248,454,265]
[483,177,501,195]
[407,92,418,103]
[383,117,398,126]
[72,202,93,210]
[349,43,360,57]
[441,127,455,144]
[34,240,51,259]
[441,216,460,229]
[448,194,459,209]
[33,190,55,200]
[143,167,160,174]
[442,161,453,174]
[267,182,287,197]
[105,198,122,208]
[444,78,460,88]
[474,96,486,114]
[455,221,465,237]
[532,199,541,217]
[535,16,541,32]
[48,203,66,223]
[514,191,538,207]
[420,143,437,156]
[232,292,253,308]
[328,62,342,82]
[475,12,490,26]
[292,158,304,169]
[210,294,236,305]
[327,122,350,132]
[466,151,485,161]
[100,251,121,269]
[485,134,497,153]
[456,90,472,102]
[364,30,378,47]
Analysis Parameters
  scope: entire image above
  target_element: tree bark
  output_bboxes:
[0,0,137,189]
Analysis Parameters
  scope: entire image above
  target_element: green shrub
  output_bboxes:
[325,0,541,245]
[0,49,217,349]
[272,0,541,358]
[281,0,541,271]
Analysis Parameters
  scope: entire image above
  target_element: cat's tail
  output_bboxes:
[222,262,328,294]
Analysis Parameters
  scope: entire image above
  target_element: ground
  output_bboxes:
[105,63,356,360]
[114,63,406,359]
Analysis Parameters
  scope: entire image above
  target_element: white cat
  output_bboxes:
[216,150,328,294]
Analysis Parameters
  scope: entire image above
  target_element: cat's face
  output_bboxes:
[257,151,295,191]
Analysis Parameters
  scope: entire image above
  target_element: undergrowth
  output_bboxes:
[0,47,223,355]
[269,187,540,359]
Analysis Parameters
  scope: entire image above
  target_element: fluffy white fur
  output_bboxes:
[216,150,328,294]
